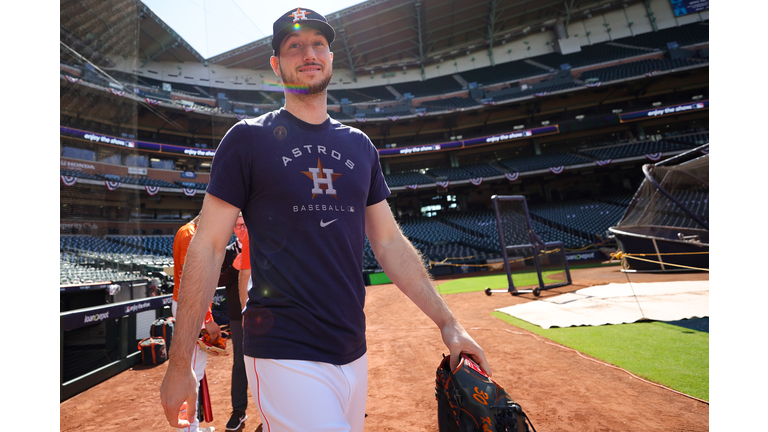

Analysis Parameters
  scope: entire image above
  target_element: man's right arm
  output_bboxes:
[159,193,241,428]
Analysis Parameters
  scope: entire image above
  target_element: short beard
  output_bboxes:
[279,63,333,96]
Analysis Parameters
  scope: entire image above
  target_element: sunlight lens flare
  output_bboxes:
[262,78,309,94]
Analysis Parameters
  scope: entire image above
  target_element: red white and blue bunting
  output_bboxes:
[645,153,663,161]
[504,172,519,182]
[355,117,367,122]
[405,184,418,190]
[235,113,247,120]
[548,166,565,174]
[105,181,122,191]
[183,106,196,112]
[110,88,124,97]
[645,69,661,78]
[183,188,197,197]
[481,100,496,105]
[595,159,612,166]
[534,92,548,97]
[701,148,709,155]
[586,82,602,88]
[145,98,161,105]
[436,181,450,189]
[469,177,483,186]
[145,185,160,196]
[65,76,81,83]
[61,175,78,186]
[415,111,426,117]
[387,116,399,122]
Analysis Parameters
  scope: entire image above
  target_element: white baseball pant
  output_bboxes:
[244,353,368,432]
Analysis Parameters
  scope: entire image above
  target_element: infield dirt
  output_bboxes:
[60,265,709,431]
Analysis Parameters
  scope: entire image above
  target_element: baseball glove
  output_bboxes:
[435,353,536,432]
[196,329,229,356]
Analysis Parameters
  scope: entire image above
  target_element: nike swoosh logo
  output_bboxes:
[320,218,338,228]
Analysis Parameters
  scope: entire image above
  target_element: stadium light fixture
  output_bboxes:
[514,125,525,130]
[652,101,662,106]
[541,120,550,125]
[692,95,703,100]
[575,115,584,120]
[612,109,623,114]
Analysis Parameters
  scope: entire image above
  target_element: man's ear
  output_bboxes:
[329,51,333,62]
[270,56,281,77]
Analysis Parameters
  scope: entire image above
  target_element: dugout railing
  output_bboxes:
[60,287,227,402]
[60,294,173,402]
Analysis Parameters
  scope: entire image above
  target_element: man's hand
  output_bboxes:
[365,200,492,377]
[204,320,221,343]
[159,361,199,429]
[441,320,492,376]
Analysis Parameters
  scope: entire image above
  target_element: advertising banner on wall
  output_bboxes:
[619,100,708,123]
[669,0,709,16]
[378,125,560,157]
[60,126,216,158]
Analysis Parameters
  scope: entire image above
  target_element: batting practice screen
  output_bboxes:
[491,195,572,295]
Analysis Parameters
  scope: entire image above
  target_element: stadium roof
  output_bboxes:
[207,0,631,75]
[61,0,636,74]
[60,0,206,68]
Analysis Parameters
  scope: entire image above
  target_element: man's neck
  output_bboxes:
[283,91,328,125]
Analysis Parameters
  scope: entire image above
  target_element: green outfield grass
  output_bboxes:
[434,263,616,295]
[436,270,562,295]
[491,313,709,401]
[437,268,708,402]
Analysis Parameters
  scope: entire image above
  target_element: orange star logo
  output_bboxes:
[301,158,341,200]
[289,8,311,22]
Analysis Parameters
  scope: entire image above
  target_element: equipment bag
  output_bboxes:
[138,337,168,365]
[150,317,175,352]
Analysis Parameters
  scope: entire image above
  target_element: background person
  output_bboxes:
[171,213,220,432]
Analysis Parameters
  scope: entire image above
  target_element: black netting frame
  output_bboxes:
[489,195,572,296]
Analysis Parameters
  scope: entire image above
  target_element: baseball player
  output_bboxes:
[160,7,491,432]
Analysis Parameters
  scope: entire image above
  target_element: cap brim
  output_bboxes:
[272,20,336,52]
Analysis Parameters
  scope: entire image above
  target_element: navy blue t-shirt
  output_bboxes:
[207,108,390,365]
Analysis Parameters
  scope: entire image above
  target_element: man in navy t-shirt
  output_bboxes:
[160,7,491,432]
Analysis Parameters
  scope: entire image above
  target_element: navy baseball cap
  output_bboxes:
[272,7,336,55]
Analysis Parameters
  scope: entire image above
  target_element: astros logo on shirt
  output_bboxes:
[301,158,341,199]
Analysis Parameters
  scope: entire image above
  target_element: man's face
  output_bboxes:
[271,27,333,95]
[234,216,247,241]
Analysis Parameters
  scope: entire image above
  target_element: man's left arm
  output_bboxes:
[365,200,491,375]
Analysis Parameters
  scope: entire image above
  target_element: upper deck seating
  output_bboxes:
[384,171,434,187]
[580,140,694,160]
[499,152,591,172]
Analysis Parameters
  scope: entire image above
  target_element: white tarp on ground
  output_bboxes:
[495,281,709,329]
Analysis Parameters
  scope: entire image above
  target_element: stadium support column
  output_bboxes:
[644,0,658,32]
[339,28,357,83]
[563,0,575,37]
[487,0,498,67]
[532,138,541,155]
[415,1,426,81]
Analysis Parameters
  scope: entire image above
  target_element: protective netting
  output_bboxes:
[492,196,571,294]
[494,198,541,247]
[617,155,709,230]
